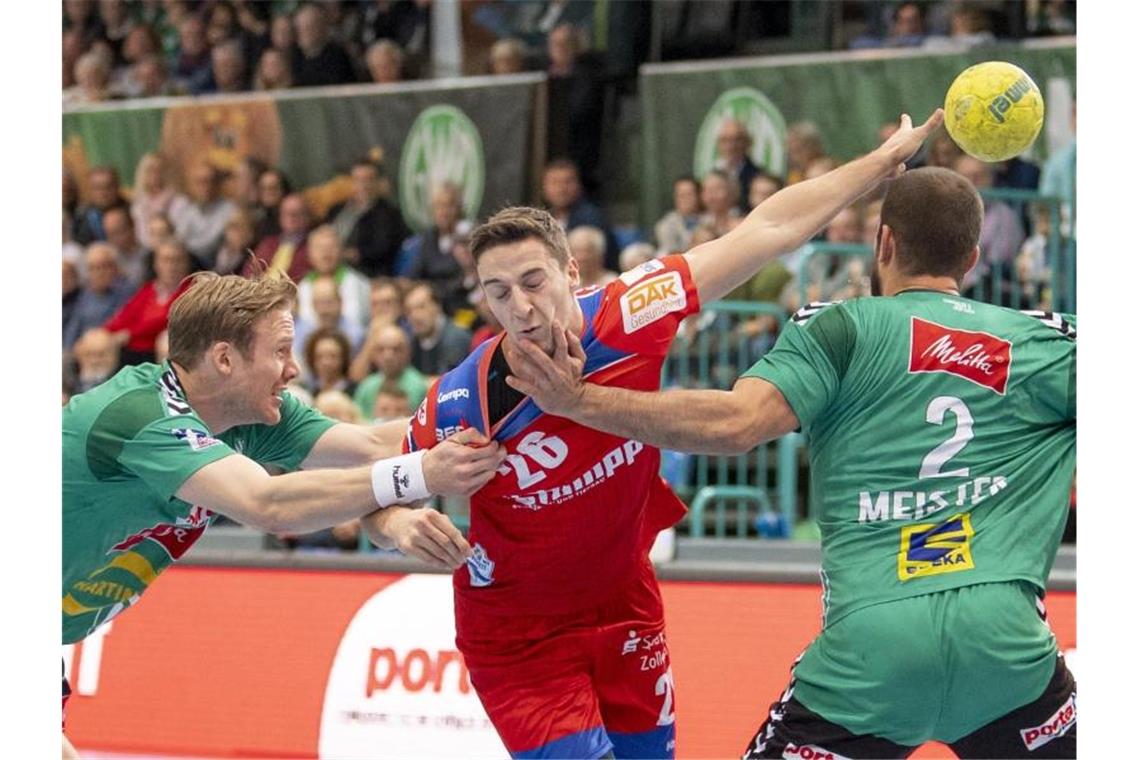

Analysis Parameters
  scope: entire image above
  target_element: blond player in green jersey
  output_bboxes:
[62,272,505,759]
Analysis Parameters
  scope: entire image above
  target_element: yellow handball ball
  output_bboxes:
[944,61,1045,162]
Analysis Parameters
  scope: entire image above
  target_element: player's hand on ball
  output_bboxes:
[878,109,944,177]
[424,427,506,496]
[363,506,472,570]
[505,319,587,417]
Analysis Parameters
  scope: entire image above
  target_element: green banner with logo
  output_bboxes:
[63,76,544,231]
[639,42,1075,227]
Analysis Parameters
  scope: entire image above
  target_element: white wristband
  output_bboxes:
[371,450,430,506]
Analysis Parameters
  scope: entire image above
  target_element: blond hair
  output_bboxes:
[470,206,570,267]
[167,271,297,369]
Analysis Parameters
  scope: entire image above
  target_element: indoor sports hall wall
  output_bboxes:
[63,567,1075,759]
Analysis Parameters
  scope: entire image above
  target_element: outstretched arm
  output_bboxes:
[684,110,943,305]
[505,327,798,454]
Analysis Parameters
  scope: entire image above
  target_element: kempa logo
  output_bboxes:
[399,105,485,231]
[694,87,787,179]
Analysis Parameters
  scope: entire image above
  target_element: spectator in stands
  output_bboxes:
[97,0,134,64]
[370,276,407,330]
[785,121,827,185]
[353,323,429,420]
[467,290,503,352]
[247,193,313,282]
[62,29,85,90]
[923,4,997,49]
[655,176,703,254]
[365,39,404,84]
[102,205,149,287]
[146,213,176,257]
[1040,100,1076,237]
[715,118,761,212]
[172,14,213,94]
[230,156,267,211]
[699,169,743,238]
[862,199,884,245]
[852,1,927,48]
[327,159,410,278]
[404,283,472,377]
[294,276,365,370]
[171,162,237,266]
[489,37,528,75]
[619,242,657,273]
[132,54,175,98]
[112,24,161,97]
[64,243,135,350]
[372,380,413,423]
[569,226,617,288]
[955,154,1025,304]
[316,389,363,424]
[303,327,357,397]
[74,166,124,245]
[64,0,102,41]
[254,47,293,90]
[748,172,783,210]
[64,171,80,228]
[925,126,964,169]
[541,159,614,266]
[270,12,297,56]
[62,258,82,344]
[207,38,249,93]
[131,153,187,250]
[545,23,604,194]
[1016,204,1053,309]
[254,167,291,240]
[213,208,257,276]
[104,239,193,365]
[72,327,122,394]
[360,0,429,62]
[399,183,471,308]
[781,206,865,312]
[298,225,371,328]
[293,3,357,87]
[65,50,114,107]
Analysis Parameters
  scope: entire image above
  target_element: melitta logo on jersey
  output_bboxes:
[908,318,1011,394]
[620,271,687,333]
[1020,693,1075,750]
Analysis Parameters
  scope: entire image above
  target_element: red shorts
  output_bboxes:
[456,559,676,759]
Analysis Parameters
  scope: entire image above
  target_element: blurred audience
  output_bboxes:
[785,121,827,185]
[74,166,125,245]
[353,324,429,421]
[365,40,405,84]
[64,243,135,351]
[72,327,122,394]
[398,183,471,311]
[715,118,761,211]
[293,3,357,87]
[104,239,193,365]
[655,176,703,254]
[213,209,258,276]
[303,327,356,397]
[568,226,617,288]
[102,205,149,287]
[247,193,313,282]
[545,23,604,194]
[131,153,188,250]
[404,283,471,376]
[171,162,237,266]
[326,159,410,278]
[699,169,743,238]
[298,226,372,328]
[489,37,528,75]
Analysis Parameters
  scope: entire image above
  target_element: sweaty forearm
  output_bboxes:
[568,384,754,455]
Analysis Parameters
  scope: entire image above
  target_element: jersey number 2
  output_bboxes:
[919,396,974,479]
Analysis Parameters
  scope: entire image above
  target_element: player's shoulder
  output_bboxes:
[1013,308,1077,340]
[790,299,847,326]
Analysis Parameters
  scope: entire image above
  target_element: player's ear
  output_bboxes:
[964,245,980,276]
[877,223,896,268]
[209,341,235,376]
[565,256,581,289]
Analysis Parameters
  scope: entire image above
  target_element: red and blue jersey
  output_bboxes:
[406,255,701,617]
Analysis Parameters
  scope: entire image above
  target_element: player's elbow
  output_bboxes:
[718,404,768,455]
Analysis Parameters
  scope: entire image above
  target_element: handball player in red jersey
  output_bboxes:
[363,112,943,758]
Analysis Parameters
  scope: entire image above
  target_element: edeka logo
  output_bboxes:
[908,318,1012,395]
[399,105,485,232]
[1020,693,1076,750]
[694,87,787,180]
[620,271,687,333]
[318,575,507,759]
[897,513,975,582]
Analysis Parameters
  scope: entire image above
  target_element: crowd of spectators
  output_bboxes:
[62,1,1076,549]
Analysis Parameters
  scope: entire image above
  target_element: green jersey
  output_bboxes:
[62,362,336,644]
[744,292,1076,628]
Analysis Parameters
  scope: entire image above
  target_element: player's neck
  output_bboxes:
[887,275,961,297]
[173,364,237,434]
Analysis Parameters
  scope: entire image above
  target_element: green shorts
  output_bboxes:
[791,581,1059,746]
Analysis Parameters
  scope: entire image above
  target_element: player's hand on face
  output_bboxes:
[505,319,587,417]
[879,109,945,177]
[423,426,506,496]
[363,506,471,570]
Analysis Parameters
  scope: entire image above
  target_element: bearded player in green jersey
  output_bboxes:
[62,272,505,759]
[507,166,1076,758]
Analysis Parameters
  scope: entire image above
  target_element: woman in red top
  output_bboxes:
[105,240,192,365]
